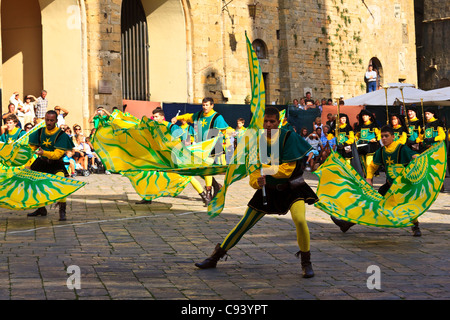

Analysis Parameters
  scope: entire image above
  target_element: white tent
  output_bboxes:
[396,86,450,106]
[344,84,450,107]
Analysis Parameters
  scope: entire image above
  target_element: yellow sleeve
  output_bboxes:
[249,162,297,189]
[397,132,407,145]
[249,170,262,189]
[345,131,355,145]
[366,161,379,180]
[176,113,194,123]
[41,148,66,160]
[374,127,381,141]
[435,127,446,142]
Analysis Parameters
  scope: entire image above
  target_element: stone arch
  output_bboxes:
[1,0,42,111]
[252,39,268,60]
[134,0,190,103]
[369,57,383,89]
[1,0,84,123]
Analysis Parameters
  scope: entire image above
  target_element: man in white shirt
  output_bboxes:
[365,65,377,92]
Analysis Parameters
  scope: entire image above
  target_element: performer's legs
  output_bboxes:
[191,177,210,206]
[195,207,265,269]
[221,207,265,251]
[290,201,310,252]
[291,201,314,278]
[56,172,67,221]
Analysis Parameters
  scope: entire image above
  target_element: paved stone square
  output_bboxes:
[0,171,449,300]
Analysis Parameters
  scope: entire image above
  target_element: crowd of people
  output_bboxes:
[1,90,110,177]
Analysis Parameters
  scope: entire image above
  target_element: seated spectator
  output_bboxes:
[320,125,337,162]
[63,150,77,177]
[24,123,34,133]
[313,117,323,131]
[73,133,88,170]
[64,127,73,138]
[305,130,323,171]
[299,127,309,139]
[84,136,101,170]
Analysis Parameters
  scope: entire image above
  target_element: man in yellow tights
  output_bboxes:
[27,110,75,221]
[194,107,319,278]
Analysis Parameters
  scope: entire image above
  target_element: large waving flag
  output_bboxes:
[93,111,227,175]
[207,32,265,218]
[314,141,447,227]
[0,122,45,167]
[0,167,86,210]
[121,170,192,201]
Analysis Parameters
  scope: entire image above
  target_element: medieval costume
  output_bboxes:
[354,109,380,174]
[195,126,319,278]
[27,123,75,221]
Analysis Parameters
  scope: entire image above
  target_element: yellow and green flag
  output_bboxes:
[0,167,85,210]
[314,141,447,227]
[207,32,265,217]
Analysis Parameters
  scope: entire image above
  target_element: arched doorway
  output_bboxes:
[369,57,383,89]
[1,0,43,111]
[121,0,149,101]
[1,0,85,125]
[121,0,189,103]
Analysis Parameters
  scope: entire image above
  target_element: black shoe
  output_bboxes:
[27,207,47,217]
[411,222,422,237]
[330,216,355,233]
[211,178,223,199]
[135,199,152,204]
[296,251,315,278]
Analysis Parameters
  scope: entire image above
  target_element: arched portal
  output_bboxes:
[1,0,84,124]
[1,0,43,110]
[369,57,383,89]
[121,0,149,101]
[121,0,189,103]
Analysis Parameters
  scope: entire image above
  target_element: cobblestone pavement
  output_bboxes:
[0,171,449,301]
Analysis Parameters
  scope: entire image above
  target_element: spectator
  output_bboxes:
[305,130,322,171]
[299,127,309,139]
[55,106,69,127]
[35,90,48,124]
[73,133,88,171]
[326,113,333,127]
[9,92,25,127]
[22,95,36,126]
[64,127,73,138]
[2,103,21,128]
[63,150,77,178]
[365,65,377,92]
[84,136,101,170]
[313,117,323,131]
[24,123,34,133]
[304,92,314,107]
[89,107,111,129]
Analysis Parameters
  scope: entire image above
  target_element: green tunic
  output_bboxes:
[373,142,417,184]
[192,111,229,142]
[0,128,26,144]
[248,129,318,214]
[29,127,75,159]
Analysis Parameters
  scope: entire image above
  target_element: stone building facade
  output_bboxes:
[0,0,418,129]
[416,0,450,90]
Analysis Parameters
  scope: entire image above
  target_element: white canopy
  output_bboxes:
[344,84,450,107]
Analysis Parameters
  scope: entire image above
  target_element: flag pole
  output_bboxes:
[383,84,390,124]
[400,86,406,121]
